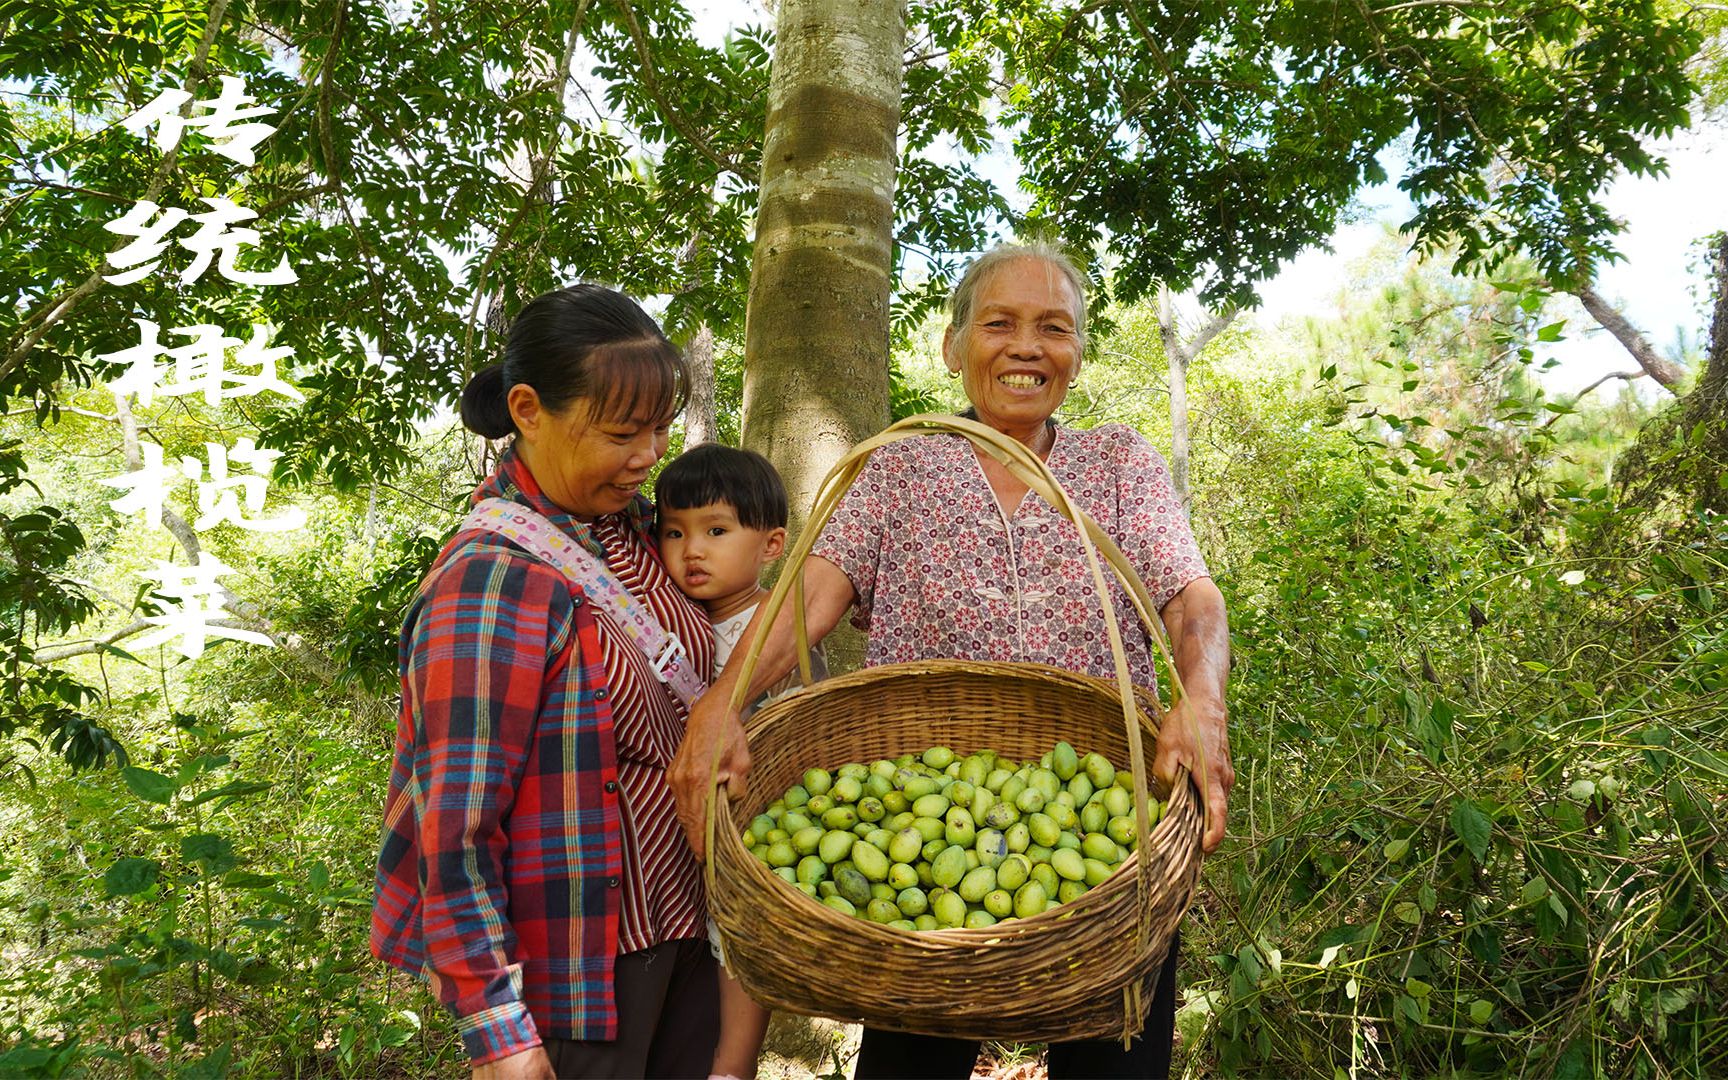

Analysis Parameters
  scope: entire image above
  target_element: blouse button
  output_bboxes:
[595,687,608,701]
[604,780,618,793]
[571,595,584,607]
[607,876,620,889]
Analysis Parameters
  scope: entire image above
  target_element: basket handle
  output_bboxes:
[705,414,1205,976]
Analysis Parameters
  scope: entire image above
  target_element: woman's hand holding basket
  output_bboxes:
[670,689,751,863]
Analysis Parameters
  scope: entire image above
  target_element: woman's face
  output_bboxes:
[509,386,671,520]
[945,257,1082,438]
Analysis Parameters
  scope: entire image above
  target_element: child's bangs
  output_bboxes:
[584,337,689,426]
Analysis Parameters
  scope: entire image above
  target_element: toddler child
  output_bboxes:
[657,442,827,1080]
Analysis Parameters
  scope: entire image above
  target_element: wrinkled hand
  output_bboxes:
[472,1047,555,1080]
[670,687,752,863]
[1152,693,1233,854]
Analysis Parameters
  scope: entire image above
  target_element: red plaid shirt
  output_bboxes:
[370,450,707,1064]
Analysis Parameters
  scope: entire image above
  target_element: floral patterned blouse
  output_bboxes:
[809,423,1209,691]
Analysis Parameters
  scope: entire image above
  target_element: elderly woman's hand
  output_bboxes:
[670,686,752,862]
[1152,693,1233,853]
[1152,576,1233,853]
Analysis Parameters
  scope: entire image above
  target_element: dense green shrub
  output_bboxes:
[1178,385,1726,1077]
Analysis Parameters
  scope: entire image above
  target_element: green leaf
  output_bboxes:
[1393,900,1421,924]
[187,779,274,806]
[1382,837,1409,861]
[121,766,178,805]
[105,857,160,896]
[177,1042,232,1080]
[1521,876,1549,903]
[1469,998,1494,1025]
[1535,321,1565,342]
[1450,800,1492,864]
[181,833,239,876]
[0,1047,56,1071]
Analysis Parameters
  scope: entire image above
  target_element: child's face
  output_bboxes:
[657,501,785,614]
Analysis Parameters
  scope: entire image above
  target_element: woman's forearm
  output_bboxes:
[1162,576,1229,705]
[720,555,856,703]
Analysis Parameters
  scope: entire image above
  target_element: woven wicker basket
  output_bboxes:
[705,415,1207,1043]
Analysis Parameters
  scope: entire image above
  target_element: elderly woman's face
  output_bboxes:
[945,257,1081,439]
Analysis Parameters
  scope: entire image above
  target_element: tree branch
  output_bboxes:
[3,405,118,421]
[614,0,746,177]
[34,620,152,664]
[1188,306,1239,358]
[1541,370,1643,429]
[0,0,234,392]
[1572,283,1686,391]
[113,395,201,561]
[460,0,594,376]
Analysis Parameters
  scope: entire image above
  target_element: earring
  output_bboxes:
[947,369,960,380]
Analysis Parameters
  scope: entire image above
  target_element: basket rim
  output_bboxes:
[746,656,1167,735]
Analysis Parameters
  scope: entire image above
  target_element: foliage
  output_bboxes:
[1163,272,1727,1077]
[1184,435,1726,1077]
[966,0,1699,306]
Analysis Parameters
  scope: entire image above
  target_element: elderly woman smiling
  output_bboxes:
[671,243,1232,1079]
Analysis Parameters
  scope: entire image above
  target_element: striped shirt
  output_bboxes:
[371,449,714,1065]
[590,515,711,953]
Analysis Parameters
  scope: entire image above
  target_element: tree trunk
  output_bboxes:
[1685,234,1728,513]
[740,0,905,545]
[1156,286,1235,507]
[1696,235,1728,409]
[1161,301,1193,508]
[1574,282,1687,392]
[682,323,719,447]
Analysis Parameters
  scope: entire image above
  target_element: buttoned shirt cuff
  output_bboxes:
[458,1000,542,1066]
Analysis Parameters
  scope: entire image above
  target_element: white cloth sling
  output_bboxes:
[463,497,708,708]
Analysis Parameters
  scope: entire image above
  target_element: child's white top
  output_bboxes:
[709,599,829,713]
[711,601,758,674]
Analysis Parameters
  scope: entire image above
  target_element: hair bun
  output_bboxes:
[459,364,515,439]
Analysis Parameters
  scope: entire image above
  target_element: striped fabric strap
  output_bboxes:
[464,498,707,708]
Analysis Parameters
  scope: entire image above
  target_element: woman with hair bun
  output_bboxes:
[373,285,721,1079]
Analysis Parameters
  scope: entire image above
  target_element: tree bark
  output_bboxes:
[1157,288,1192,505]
[683,323,719,446]
[1156,286,1235,506]
[740,0,905,546]
[1684,233,1728,514]
[1574,282,1687,392]
[1697,235,1728,409]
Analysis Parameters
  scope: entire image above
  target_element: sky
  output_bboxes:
[683,1,1726,395]
[1255,124,1728,394]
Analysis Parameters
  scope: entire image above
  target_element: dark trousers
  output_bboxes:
[853,934,1181,1080]
[543,938,720,1079]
